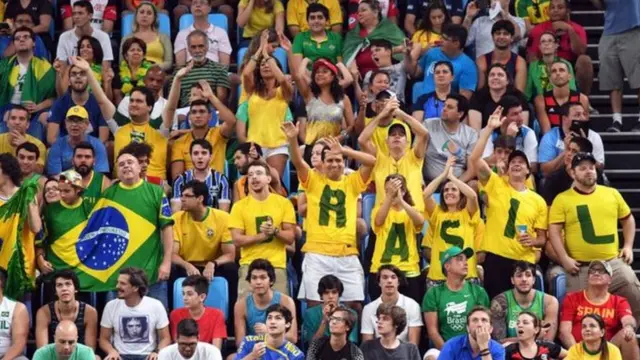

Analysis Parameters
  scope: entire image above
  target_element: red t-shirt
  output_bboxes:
[527,21,587,62]
[560,291,632,341]
[169,307,227,343]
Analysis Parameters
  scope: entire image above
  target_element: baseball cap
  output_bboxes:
[571,152,597,169]
[507,150,530,169]
[312,58,338,75]
[588,260,612,277]
[65,105,89,121]
[440,246,474,274]
[59,169,84,189]
[388,122,407,137]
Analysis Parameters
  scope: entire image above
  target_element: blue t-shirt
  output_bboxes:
[603,0,640,35]
[439,334,505,360]
[46,135,110,175]
[48,92,107,139]
[235,335,304,360]
[418,48,477,98]
[411,92,446,120]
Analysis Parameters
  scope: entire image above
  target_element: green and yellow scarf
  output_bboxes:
[119,59,152,95]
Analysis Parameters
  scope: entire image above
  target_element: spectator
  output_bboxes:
[287,0,341,37]
[538,102,604,177]
[169,276,227,348]
[423,94,478,184]
[406,0,463,35]
[548,152,640,323]
[113,37,155,105]
[16,142,46,188]
[99,267,171,359]
[236,0,285,46]
[174,0,232,68]
[231,142,284,202]
[490,261,559,343]
[60,0,117,33]
[360,304,421,360]
[464,0,526,57]
[528,0,592,96]
[347,0,399,30]
[534,60,590,134]
[0,270,29,360]
[524,30,577,100]
[290,4,343,69]
[411,61,454,121]
[35,270,98,350]
[238,34,293,177]
[408,24,477,100]
[559,260,638,359]
[113,86,168,180]
[121,2,172,71]
[505,311,566,359]
[471,108,547,299]
[47,106,109,175]
[469,63,530,130]
[236,304,303,360]
[476,20,527,91]
[515,0,550,27]
[232,261,298,348]
[407,2,450,52]
[306,305,363,360]
[55,36,111,98]
[481,95,538,172]
[302,276,359,345]
[422,247,489,359]
[361,39,408,103]
[161,319,222,360]
[566,314,623,359]
[43,178,61,205]
[422,158,482,288]
[114,65,167,131]
[0,105,46,171]
[479,134,536,191]
[123,0,167,14]
[71,142,111,206]
[4,0,52,48]
[33,321,96,360]
[342,0,405,78]
[237,29,280,104]
[433,307,505,360]
[362,265,423,345]
[120,141,169,191]
[0,11,49,59]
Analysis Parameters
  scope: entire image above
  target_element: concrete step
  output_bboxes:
[600,133,640,151]
[603,151,640,170]
[617,188,640,204]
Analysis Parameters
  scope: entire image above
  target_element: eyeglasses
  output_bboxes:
[588,268,608,275]
[13,34,31,41]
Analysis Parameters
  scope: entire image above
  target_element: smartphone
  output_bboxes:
[570,120,589,137]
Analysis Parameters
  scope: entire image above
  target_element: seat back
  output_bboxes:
[172,277,230,320]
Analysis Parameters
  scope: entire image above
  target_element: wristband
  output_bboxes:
[479,349,490,356]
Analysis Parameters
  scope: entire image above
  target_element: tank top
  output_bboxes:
[304,97,344,145]
[506,290,545,338]
[48,301,87,344]
[543,89,580,128]
[145,36,165,67]
[83,171,104,207]
[245,291,282,335]
[484,52,519,81]
[0,297,16,356]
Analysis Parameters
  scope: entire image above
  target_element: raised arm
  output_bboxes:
[423,157,454,216]
[71,56,116,120]
[326,136,375,167]
[374,184,396,227]
[471,106,504,185]
[358,99,400,155]
[282,122,310,183]
[200,80,236,138]
[242,32,269,95]
[293,57,312,101]
[163,63,192,131]
[337,62,354,88]
[446,166,478,216]
[395,107,429,159]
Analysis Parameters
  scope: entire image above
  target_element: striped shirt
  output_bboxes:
[177,60,230,107]
[172,169,230,209]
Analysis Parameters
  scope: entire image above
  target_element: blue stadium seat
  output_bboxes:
[534,269,545,293]
[237,47,288,74]
[121,13,172,39]
[173,277,230,320]
[412,81,424,105]
[553,273,567,306]
[179,14,228,32]
[361,193,376,262]
[282,160,291,193]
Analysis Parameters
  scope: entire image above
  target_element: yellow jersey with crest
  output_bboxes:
[173,207,232,263]
[371,207,422,275]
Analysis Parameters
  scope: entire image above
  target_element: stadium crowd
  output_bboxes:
[0,0,637,358]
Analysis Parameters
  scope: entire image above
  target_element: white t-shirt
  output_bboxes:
[10,63,28,105]
[158,342,222,360]
[482,125,539,163]
[0,297,17,357]
[100,296,169,356]
[56,28,114,62]
[360,294,423,343]
[174,24,232,64]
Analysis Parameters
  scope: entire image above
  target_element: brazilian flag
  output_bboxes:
[48,181,173,292]
[0,176,39,299]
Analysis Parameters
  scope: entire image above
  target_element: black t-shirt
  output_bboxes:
[5,0,53,27]
[360,340,421,360]
[469,87,529,128]
[541,168,607,206]
[319,341,353,360]
[505,340,562,360]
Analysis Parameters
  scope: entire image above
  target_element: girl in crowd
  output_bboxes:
[236,0,284,46]
[567,314,622,360]
[55,36,110,97]
[411,2,450,56]
[411,61,454,121]
[121,2,172,71]
[505,311,566,359]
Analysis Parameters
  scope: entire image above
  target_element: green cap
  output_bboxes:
[440,246,474,274]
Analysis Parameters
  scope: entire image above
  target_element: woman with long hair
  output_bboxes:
[120,2,172,71]
[506,311,567,359]
[236,0,284,46]
[412,60,454,121]
[567,314,622,360]
[113,37,155,104]
[411,2,450,56]
[238,29,280,104]
[55,36,110,97]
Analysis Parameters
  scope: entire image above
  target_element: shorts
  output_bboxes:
[298,253,364,302]
[598,27,640,90]
[262,145,289,159]
[238,265,288,299]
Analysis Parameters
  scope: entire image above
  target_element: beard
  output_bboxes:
[576,176,597,187]
[75,164,93,176]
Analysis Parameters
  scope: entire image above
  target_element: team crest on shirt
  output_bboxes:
[207,228,214,238]
[0,312,8,317]
[130,130,146,143]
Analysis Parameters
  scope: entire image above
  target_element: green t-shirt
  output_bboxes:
[524,58,577,100]
[515,0,551,25]
[505,289,545,338]
[292,31,343,65]
[302,304,359,344]
[33,343,95,360]
[421,281,490,341]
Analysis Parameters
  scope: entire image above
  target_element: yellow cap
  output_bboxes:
[65,105,89,120]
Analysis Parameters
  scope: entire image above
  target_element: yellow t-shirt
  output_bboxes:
[371,207,421,275]
[549,186,631,262]
[170,128,227,174]
[302,169,368,256]
[411,30,441,50]
[229,193,296,268]
[566,342,622,360]
[423,207,480,280]
[0,133,46,167]
[239,0,285,38]
[145,36,165,67]
[246,87,289,148]
[481,172,548,263]
[372,150,424,212]
[114,122,168,179]
[286,0,342,31]
[364,116,411,156]
[173,208,232,263]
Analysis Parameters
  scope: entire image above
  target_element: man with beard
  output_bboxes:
[72,141,111,206]
[47,106,109,176]
[99,267,171,360]
[490,261,559,344]
[549,152,640,322]
[232,142,284,202]
[476,20,528,92]
[437,306,505,359]
[47,57,111,146]
[113,66,168,132]
[159,319,222,360]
